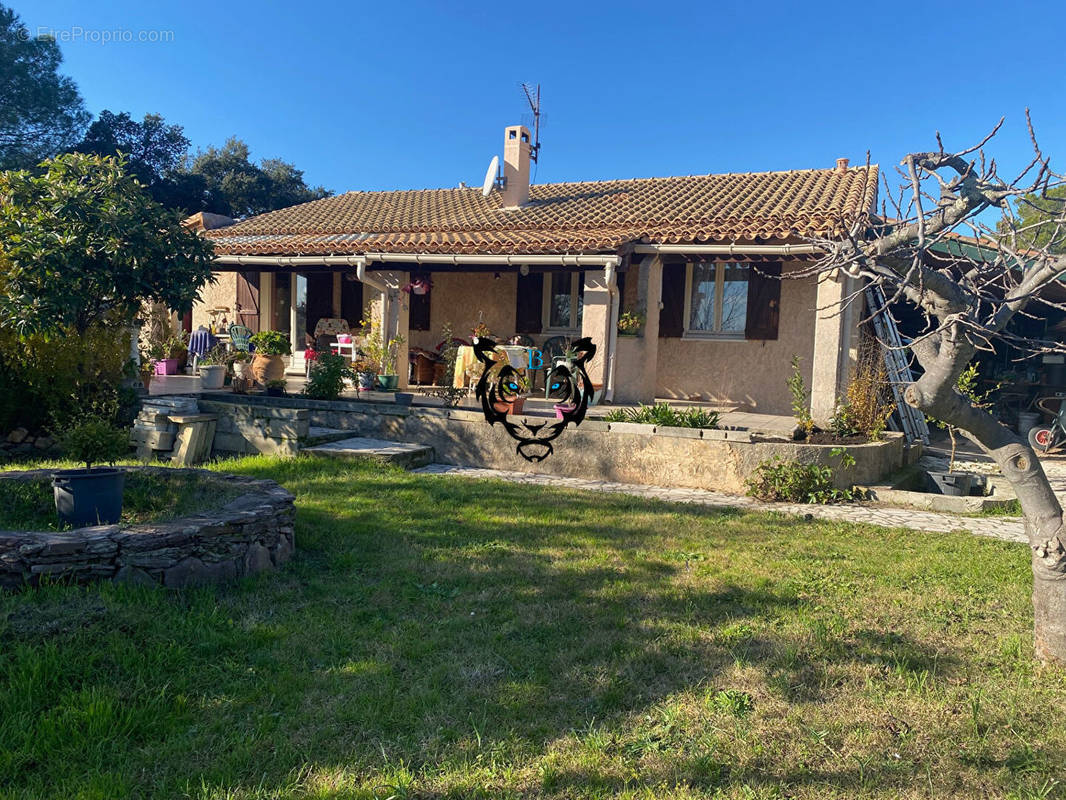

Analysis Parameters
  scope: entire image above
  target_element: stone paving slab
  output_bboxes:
[304,437,434,469]
[413,464,1028,544]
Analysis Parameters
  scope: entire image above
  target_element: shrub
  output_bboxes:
[603,402,720,429]
[303,352,355,400]
[249,330,291,356]
[830,341,893,440]
[59,418,129,470]
[744,448,856,504]
[0,322,135,433]
[787,355,815,436]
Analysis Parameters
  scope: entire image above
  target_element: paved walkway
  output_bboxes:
[413,464,1030,544]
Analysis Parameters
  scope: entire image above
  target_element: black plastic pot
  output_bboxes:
[52,468,125,527]
[394,392,414,406]
[928,471,973,497]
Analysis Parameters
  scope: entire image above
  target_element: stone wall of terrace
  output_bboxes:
[199,395,906,492]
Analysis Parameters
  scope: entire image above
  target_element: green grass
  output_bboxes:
[0,470,245,530]
[1,455,1064,799]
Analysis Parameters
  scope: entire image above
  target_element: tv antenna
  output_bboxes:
[522,82,542,163]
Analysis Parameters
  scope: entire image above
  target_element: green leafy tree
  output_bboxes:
[186,137,329,218]
[0,4,90,169]
[0,152,215,336]
[999,186,1066,254]
[73,110,199,208]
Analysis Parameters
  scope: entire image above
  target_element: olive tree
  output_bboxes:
[815,114,1066,663]
[0,152,215,336]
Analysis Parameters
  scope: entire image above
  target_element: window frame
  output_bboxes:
[682,261,749,340]
[541,271,584,334]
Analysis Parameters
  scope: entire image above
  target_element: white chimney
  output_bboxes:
[502,125,532,208]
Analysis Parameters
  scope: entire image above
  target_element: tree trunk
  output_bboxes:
[908,381,1066,663]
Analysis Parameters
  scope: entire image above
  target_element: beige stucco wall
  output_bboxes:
[407,271,519,350]
[654,265,817,415]
[191,272,237,331]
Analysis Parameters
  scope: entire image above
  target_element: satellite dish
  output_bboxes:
[481,155,499,197]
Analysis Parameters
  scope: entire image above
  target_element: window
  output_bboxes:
[542,271,584,333]
[684,262,749,337]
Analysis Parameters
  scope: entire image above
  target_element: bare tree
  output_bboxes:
[808,112,1066,663]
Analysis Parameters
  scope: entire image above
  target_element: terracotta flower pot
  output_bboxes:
[251,353,285,385]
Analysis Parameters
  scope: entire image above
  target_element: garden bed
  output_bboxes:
[0,467,295,589]
[0,469,244,531]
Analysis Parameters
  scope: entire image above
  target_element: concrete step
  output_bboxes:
[302,436,434,469]
[303,427,357,446]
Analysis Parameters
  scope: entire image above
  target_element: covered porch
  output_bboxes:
[207,246,860,423]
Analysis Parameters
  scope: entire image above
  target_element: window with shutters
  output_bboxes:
[684,262,749,338]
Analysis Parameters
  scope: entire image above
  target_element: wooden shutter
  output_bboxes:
[235,271,260,333]
[745,262,782,340]
[515,272,544,334]
[658,263,685,338]
[408,271,431,331]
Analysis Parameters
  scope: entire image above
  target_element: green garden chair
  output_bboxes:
[229,324,253,352]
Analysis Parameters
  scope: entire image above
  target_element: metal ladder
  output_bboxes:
[864,283,930,445]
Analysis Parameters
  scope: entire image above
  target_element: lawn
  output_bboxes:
[0,456,1064,799]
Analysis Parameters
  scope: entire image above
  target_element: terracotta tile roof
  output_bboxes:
[206,166,878,256]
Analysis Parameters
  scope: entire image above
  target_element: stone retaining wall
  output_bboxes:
[198,395,905,492]
[198,400,309,456]
[0,468,295,590]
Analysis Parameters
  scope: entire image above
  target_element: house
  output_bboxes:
[191,125,878,422]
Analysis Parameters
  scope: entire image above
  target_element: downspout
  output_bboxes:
[604,261,620,404]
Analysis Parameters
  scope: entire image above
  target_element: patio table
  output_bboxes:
[453,344,532,388]
[453,345,479,388]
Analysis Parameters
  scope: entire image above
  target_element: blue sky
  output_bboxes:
[18,0,1066,201]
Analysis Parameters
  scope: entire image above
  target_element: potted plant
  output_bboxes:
[617,310,645,336]
[249,330,291,385]
[52,419,130,527]
[401,276,433,295]
[168,331,189,371]
[137,349,155,390]
[375,335,405,391]
[228,349,252,380]
[352,357,377,392]
[494,372,529,415]
[264,378,287,397]
[148,338,178,375]
[360,318,404,391]
[197,344,229,390]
